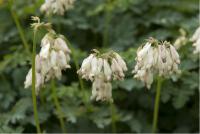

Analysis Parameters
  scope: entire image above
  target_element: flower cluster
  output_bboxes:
[190,26,200,54]
[24,32,71,95]
[78,50,127,102]
[132,38,181,89]
[40,0,75,16]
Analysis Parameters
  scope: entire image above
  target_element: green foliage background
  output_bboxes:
[0,0,199,133]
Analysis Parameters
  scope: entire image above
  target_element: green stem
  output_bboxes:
[32,30,41,133]
[152,76,163,133]
[103,1,116,132]
[8,0,30,55]
[110,101,117,133]
[39,87,46,108]
[103,0,112,48]
[51,79,66,133]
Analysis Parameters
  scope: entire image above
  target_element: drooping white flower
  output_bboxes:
[40,0,75,16]
[35,55,42,72]
[24,69,32,89]
[97,58,103,73]
[41,33,54,47]
[35,72,44,93]
[91,74,113,102]
[191,27,200,54]
[103,59,112,81]
[137,42,151,61]
[54,67,62,80]
[169,45,180,64]
[54,37,71,54]
[50,50,57,69]
[24,32,71,94]
[78,50,127,82]
[57,50,71,69]
[90,56,98,80]
[39,43,50,59]
[78,50,127,102]
[132,38,181,89]
[24,68,44,95]
[193,38,200,54]
[191,27,200,42]
[111,58,124,80]
[114,52,128,71]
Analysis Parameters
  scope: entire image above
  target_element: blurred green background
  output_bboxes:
[0,0,199,133]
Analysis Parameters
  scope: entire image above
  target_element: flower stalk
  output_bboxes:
[110,101,116,133]
[103,0,112,48]
[51,79,66,133]
[8,0,30,55]
[32,30,41,133]
[152,76,163,133]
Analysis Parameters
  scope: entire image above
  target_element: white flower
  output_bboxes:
[24,69,44,95]
[35,55,41,72]
[45,69,54,82]
[24,32,71,95]
[193,38,200,54]
[103,59,112,81]
[132,39,181,89]
[152,47,158,66]
[57,50,70,69]
[144,47,154,69]
[78,50,127,102]
[40,0,75,16]
[90,56,98,80]
[134,69,153,89]
[35,72,44,94]
[91,74,113,102]
[137,42,151,61]
[114,52,128,71]
[41,58,51,75]
[77,54,94,76]
[39,43,50,59]
[165,48,173,71]
[169,45,180,64]
[54,37,71,54]
[41,33,54,47]
[111,58,125,80]
[54,68,62,80]
[50,50,57,69]
[191,27,200,42]
[97,58,103,73]
[191,27,200,54]
[24,69,32,89]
